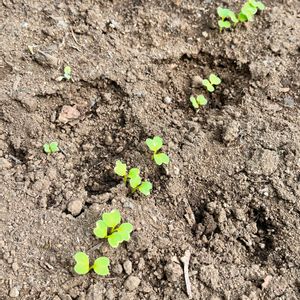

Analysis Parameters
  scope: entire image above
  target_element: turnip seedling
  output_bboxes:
[93,209,134,248]
[43,142,59,154]
[74,252,110,276]
[217,7,238,31]
[114,160,153,196]
[146,136,170,166]
[57,65,72,81]
[202,74,221,92]
[238,0,265,22]
[190,95,207,109]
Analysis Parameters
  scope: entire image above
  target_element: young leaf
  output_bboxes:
[138,181,152,196]
[217,7,231,19]
[249,0,265,10]
[107,232,122,248]
[64,66,72,80]
[93,257,110,276]
[128,168,140,178]
[117,223,133,241]
[190,96,199,109]
[218,20,231,30]
[94,220,108,238]
[102,210,121,228]
[74,252,90,275]
[238,13,248,22]
[228,11,238,24]
[129,175,142,189]
[146,136,163,153]
[154,153,170,166]
[202,79,215,92]
[196,95,208,106]
[114,160,127,177]
[49,142,59,153]
[209,74,221,85]
[43,144,51,154]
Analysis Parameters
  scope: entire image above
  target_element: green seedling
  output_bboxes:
[190,95,208,109]
[202,74,221,92]
[74,252,110,276]
[146,136,170,166]
[114,160,153,195]
[43,141,59,154]
[238,0,265,22]
[217,7,238,31]
[93,209,134,248]
[57,65,72,81]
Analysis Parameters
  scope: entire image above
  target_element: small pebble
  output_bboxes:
[191,75,203,88]
[123,260,133,275]
[12,262,19,272]
[105,134,113,146]
[9,287,20,298]
[67,200,83,216]
[124,275,141,291]
[164,96,172,104]
[112,263,123,275]
[202,31,208,38]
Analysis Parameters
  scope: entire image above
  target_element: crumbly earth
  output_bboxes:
[0,0,299,299]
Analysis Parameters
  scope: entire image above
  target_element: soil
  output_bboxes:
[0,0,299,299]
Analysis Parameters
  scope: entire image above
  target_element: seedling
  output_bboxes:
[74,252,110,276]
[202,74,221,92]
[57,65,72,81]
[93,209,133,248]
[146,136,170,166]
[217,7,238,31]
[238,0,265,22]
[114,160,153,196]
[43,141,59,154]
[190,95,207,109]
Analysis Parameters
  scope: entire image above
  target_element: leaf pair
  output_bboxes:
[114,161,153,196]
[43,142,59,154]
[217,7,238,31]
[146,136,170,166]
[74,252,110,276]
[238,1,265,22]
[190,95,207,110]
[93,209,133,248]
[202,74,221,92]
[57,65,72,81]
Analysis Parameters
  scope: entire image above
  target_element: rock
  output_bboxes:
[163,96,172,104]
[164,262,183,282]
[112,263,123,275]
[0,158,12,170]
[9,287,20,298]
[234,208,246,222]
[58,106,80,123]
[283,95,294,107]
[123,260,133,275]
[223,121,240,143]
[105,134,113,146]
[217,208,227,223]
[124,275,141,291]
[67,200,83,216]
[16,93,37,112]
[12,262,19,272]
[191,75,203,88]
[34,51,59,68]
[247,149,279,176]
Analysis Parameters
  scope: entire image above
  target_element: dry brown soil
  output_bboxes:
[1,0,300,299]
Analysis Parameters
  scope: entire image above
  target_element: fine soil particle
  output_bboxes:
[1,0,300,299]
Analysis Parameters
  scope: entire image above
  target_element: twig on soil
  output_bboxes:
[88,242,102,252]
[180,249,192,299]
[8,154,22,164]
[59,146,67,157]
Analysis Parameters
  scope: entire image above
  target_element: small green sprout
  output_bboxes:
[43,141,59,154]
[217,7,238,31]
[238,0,265,22]
[57,65,72,81]
[202,74,221,92]
[114,160,153,195]
[74,252,110,276]
[145,136,170,166]
[190,95,208,109]
[93,209,133,248]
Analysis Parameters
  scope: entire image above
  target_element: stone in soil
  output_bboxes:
[124,275,141,291]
